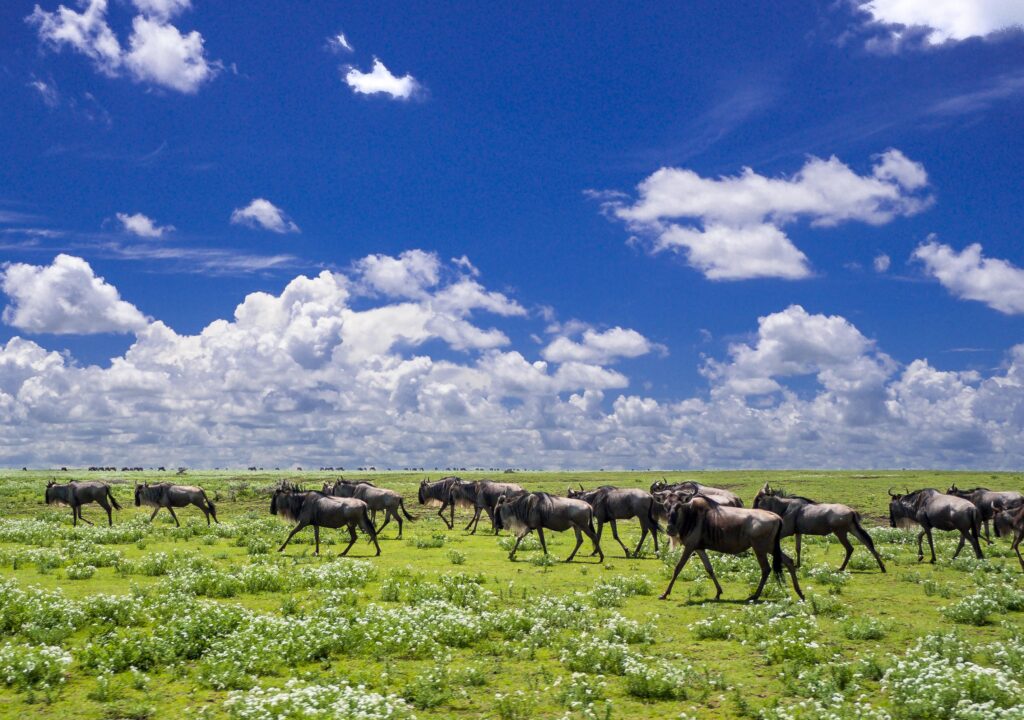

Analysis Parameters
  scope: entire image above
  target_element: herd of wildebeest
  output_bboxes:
[40,476,1024,602]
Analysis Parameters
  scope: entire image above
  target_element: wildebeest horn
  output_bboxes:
[579,483,585,491]
[887,487,897,497]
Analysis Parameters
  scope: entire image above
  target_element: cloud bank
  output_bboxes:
[0,251,1021,469]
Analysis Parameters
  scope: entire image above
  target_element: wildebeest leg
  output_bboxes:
[436,503,452,529]
[983,518,991,543]
[508,531,529,560]
[71,505,78,527]
[851,522,887,573]
[924,527,936,563]
[149,507,161,522]
[537,527,549,555]
[697,550,724,600]
[590,520,604,556]
[278,521,308,552]
[464,508,478,532]
[916,529,926,561]
[634,522,650,558]
[167,507,180,528]
[583,521,604,562]
[1012,528,1024,572]
[77,506,94,526]
[968,527,984,559]
[835,531,855,572]
[609,519,631,558]
[565,527,584,562]
[340,524,357,556]
[953,533,966,559]
[394,509,403,539]
[486,507,498,535]
[748,550,772,602]
[658,546,694,600]
[781,552,805,601]
[314,525,321,556]
[376,512,392,536]
[795,533,802,567]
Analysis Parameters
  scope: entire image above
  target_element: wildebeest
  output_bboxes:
[650,480,743,507]
[997,503,1024,572]
[659,494,804,602]
[493,492,603,562]
[946,485,1024,540]
[134,482,218,526]
[45,480,121,526]
[417,477,464,529]
[270,485,380,556]
[752,483,885,572]
[567,484,660,557]
[451,480,525,534]
[322,479,414,538]
[889,488,983,562]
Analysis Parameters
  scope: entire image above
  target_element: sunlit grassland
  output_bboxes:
[0,469,1021,719]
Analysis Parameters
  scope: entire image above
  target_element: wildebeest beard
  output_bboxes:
[271,491,308,523]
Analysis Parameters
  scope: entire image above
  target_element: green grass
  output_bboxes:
[0,469,1021,719]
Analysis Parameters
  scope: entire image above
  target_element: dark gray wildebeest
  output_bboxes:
[567,485,660,558]
[650,480,743,507]
[45,480,121,526]
[270,485,380,557]
[752,483,885,572]
[451,480,525,534]
[659,494,804,602]
[493,492,604,563]
[134,482,218,526]
[417,477,464,529]
[889,488,983,563]
[322,479,414,539]
[995,503,1024,572]
[946,485,1024,540]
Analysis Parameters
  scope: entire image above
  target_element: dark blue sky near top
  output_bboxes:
[0,0,1022,398]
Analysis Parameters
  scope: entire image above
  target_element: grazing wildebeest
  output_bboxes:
[322,479,414,539]
[493,492,603,562]
[45,480,121,526]
[451,480,526,534]
[270,485,380,556]
[567,484,660,557]
[417,477,464,529]
[752,483,885,572]
[889,488,983,562]
[946,485,1024,540]
[659,494,804,602]
[134,482,218,526]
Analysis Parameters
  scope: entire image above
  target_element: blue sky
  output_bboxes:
[0,1,1022,469]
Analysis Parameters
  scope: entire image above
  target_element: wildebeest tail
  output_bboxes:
[971,509,981,543]
[852,513,878,554]
[360,508,377,539]
[201,489,217,519]
[399,499,415,521]
[771,527,785,583]
[647,497,664,535]
[106,486,122,510]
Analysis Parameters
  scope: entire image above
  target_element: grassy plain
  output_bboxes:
[0,469,1022,719]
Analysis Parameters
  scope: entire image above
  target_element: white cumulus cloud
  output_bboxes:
[116,212,173,238]
[1,254,149,335]
[860,0,1024,47]
[914,240,1024,315]
[609,150,931,280]
[345,58,420,100]
[543,327,660,365]
[27,0,217,94]
[873,253,891,272]
[230,198,300,234]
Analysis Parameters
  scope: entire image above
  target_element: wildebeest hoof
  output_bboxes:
[657,593,668,600]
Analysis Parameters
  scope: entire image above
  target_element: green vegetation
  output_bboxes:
[0,469,1022,718]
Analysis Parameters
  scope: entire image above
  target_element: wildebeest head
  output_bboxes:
[134,483,147,507]
[752,482,773,509]
[566,483,586,499]
[418,478,428,504]
[44,480,59,505]
[888,487,920,527]
[665,493,713,541]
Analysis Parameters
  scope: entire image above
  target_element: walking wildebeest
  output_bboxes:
[650,480,743,507]
[996,503,1024,572]
[888,488,983,562]
[451,480,525,534]
[493,492,604,562]
[752,483,885,572]
[946,485,1024,540]
[134,482,218,526]
[417,477,464,529]
[659,494,804,602]
[322,479,414,539]
[45,480,121,526]
[567,485,660,557]
[270,485,380,557]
